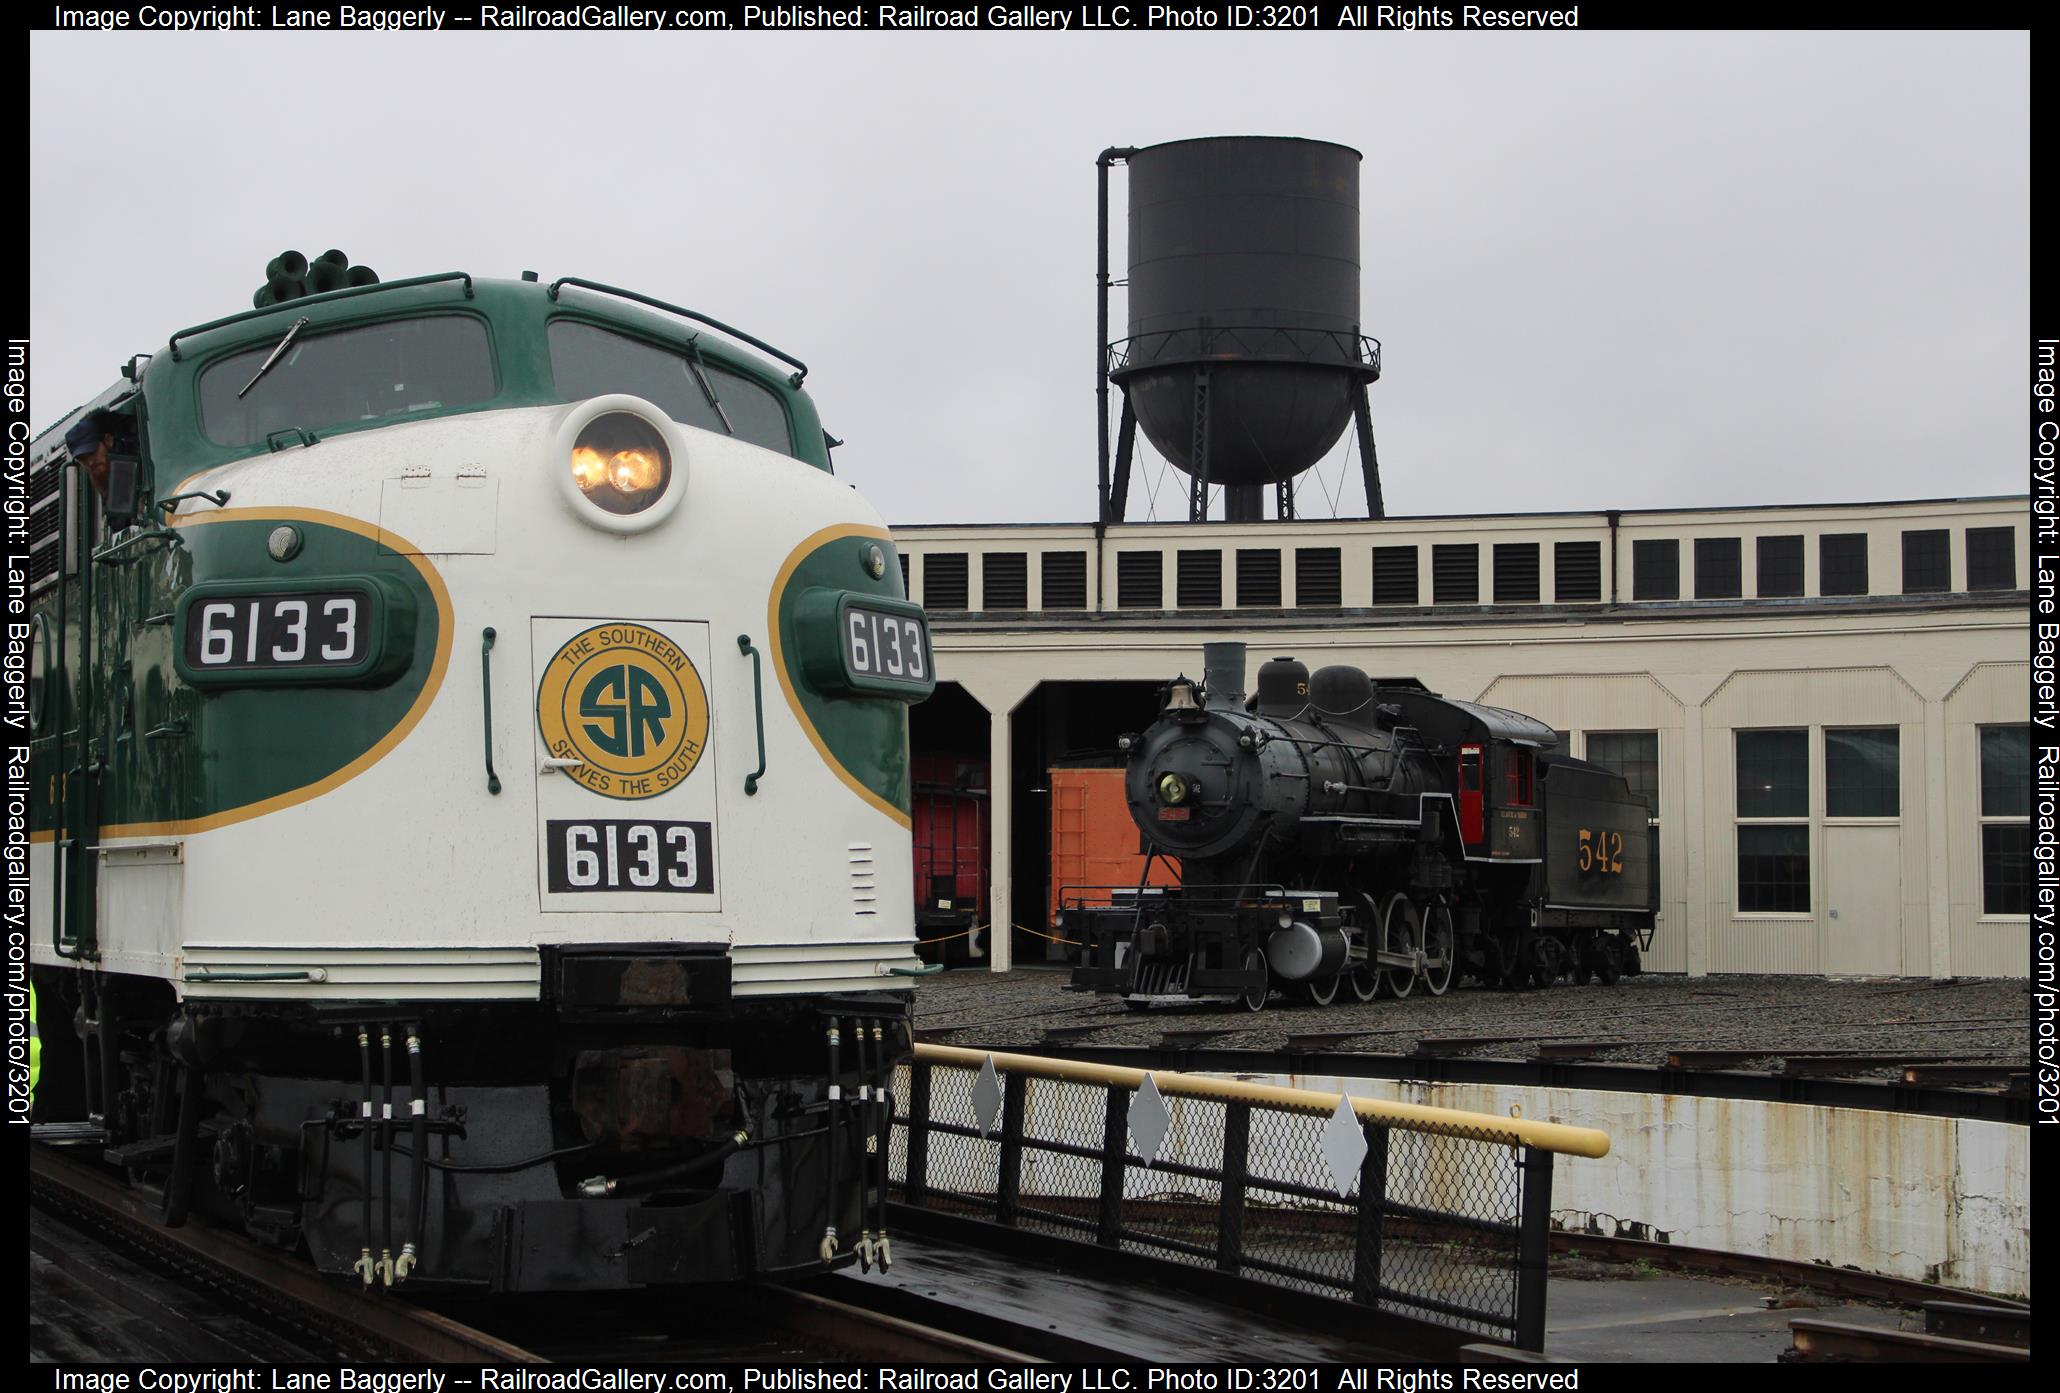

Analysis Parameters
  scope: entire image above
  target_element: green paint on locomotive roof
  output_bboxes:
[776,533,917,819]
[136,277,831,480]
[30,516,441,833]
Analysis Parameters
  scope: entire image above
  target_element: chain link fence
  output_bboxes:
[893,1045,1604,1351]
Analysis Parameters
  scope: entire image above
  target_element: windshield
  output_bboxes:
[198,316,497,448]
[549,320,794,458]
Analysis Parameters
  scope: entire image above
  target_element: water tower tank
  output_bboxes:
[1112,137,1375,500]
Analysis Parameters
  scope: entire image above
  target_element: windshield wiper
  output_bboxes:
[684,340,735,435]
[238,315,312,399]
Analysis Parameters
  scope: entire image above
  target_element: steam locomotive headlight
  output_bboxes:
[1157,772,1190,806]
[554,397,687,534]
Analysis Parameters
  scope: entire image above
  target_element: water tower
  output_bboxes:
[1097,137,1385,523]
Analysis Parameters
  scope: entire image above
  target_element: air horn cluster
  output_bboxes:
[252,248,380,308]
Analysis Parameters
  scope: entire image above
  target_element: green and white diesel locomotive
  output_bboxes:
[27,254,934,1291]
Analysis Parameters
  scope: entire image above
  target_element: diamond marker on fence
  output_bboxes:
[1322,1093,1368,1197]
[1129,1072,1171,1168]
[972,1055,1003,1139]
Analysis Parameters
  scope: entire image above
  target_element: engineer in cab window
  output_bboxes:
[64,415,115,500]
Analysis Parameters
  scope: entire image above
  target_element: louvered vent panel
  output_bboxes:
[1371,545,1418,604]
[1176,550,1223,608]
[924,553,969,610]
[1431,544,1479,604]
[1295,547,1341,607]
[1116,552,1163,609]
[1492,543,1539,603]
[1041,551,1088,609]
[982,552,1028,609]
[1236,548,1281,607]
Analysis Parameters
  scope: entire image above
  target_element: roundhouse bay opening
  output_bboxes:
[1012,680,1166,965]
[907,682,990,967]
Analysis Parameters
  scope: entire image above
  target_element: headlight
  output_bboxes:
[1157,772,1189,806]
[570,413,671,516]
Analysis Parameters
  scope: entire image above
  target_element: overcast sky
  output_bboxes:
[28,30,2028,525]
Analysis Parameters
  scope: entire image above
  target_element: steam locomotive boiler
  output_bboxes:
[1067,643,1656,1009]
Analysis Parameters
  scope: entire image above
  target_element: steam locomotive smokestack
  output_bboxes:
[1203,641,1247,710]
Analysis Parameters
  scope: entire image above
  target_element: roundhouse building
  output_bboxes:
[895,494,2030,980]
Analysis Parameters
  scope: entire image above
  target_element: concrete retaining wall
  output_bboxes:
[1268,1072,2030,1299]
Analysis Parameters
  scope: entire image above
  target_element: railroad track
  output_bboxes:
[31,1142,540,1362]
[431,1281,1051,1363]
[1554,1230,2033,1364]
[32,1140,1051,1364]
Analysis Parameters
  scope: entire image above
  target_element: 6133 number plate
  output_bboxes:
[545,819,713,894]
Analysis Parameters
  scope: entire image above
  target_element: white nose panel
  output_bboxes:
[378,468,498,555]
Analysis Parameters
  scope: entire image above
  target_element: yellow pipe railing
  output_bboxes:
[914,1042,1611,1159]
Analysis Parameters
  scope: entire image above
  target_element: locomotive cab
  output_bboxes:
[1369,685,1555,862]
[29,259,931,1294]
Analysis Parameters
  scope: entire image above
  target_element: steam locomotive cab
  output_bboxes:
[1067,642,1656,1008]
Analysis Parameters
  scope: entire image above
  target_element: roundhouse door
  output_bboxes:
[1458,744,1485,846]
[529,616,722,913]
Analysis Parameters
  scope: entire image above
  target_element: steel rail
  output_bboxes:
[1554,1229,2025,1311]
[1787,1317,2030,1363]
[762,1284,1042,1362]
[30,1144,541,1363]
[915,1041,1612,1156]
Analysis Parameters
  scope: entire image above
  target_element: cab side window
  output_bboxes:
[549,321,794,459]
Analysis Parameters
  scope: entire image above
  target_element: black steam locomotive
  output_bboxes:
[1068,643,1657,1009]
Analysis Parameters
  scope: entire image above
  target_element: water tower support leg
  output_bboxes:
[1276,477,1295,521]
[1110,395,1137,522]
[1354,385,1385,520]
[1189,366,1212,523]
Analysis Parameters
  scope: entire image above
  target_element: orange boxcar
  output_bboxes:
[1048,766,1181,927]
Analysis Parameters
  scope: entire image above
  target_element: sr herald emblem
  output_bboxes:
[537,622,711,800]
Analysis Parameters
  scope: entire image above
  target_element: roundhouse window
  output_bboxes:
[1632,539,1679,601]
[1819,533,1869,596]
[1825,728,1899,818]
[1966,527,2017,590]
[1694,537,1742,599]
[1901,530,1950,593]
[1979,726,2030,916]
[1756,535,1804,598]
[1736,729,1809,913]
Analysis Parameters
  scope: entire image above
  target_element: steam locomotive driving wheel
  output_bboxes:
[1381,893,1421,999]
[1420,900,1456,997]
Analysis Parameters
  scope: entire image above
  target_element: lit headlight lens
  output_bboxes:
[608,447,664,493]
[571,445,608,493]
[571,413,671,515]
[1157,772,1189,806]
